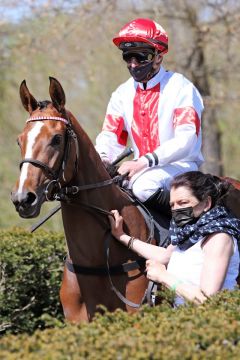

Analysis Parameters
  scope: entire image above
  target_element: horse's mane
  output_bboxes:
[105,163,119,178]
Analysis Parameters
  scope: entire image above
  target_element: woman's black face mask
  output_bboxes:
[171,206,199,228]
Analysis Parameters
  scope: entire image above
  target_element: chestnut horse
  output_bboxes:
[11,77,240,321]
[11,77,152,322]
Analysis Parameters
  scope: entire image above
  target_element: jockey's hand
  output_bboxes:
[118,157,148,178]
[108,209,125,240]
[146,259,167,283]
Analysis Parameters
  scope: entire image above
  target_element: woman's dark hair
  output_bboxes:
[170,171,231,208]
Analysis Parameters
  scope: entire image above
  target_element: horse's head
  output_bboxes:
[11,77,77,218]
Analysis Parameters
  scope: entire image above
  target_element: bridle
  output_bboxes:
[20,115,79,200]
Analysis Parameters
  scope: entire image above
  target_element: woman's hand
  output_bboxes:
[145,259,167,283]
[146,260,209,304]
[108,209,125,240]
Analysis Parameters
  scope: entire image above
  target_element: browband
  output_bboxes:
[26,116,68,124]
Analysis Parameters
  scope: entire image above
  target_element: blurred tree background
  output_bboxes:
[0,0,239,230]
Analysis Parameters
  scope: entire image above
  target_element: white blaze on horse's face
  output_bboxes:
[17,122,44,198]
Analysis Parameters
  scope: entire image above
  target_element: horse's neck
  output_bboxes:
[62,114,133,263]
[68,113,130,209]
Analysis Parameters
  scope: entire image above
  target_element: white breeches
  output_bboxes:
[128,162,198,202]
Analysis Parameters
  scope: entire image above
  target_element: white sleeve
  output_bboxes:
[145,82,204,167]
[95,88,128,163]
[154,124,198,166]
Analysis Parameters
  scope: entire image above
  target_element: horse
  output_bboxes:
[11,77,240,322]
[11,77,155,322]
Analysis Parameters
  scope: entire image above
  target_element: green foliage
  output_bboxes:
[0,228,66,334]
[0,228,240,358]
[0,291,240,359]
[1,2,240,230]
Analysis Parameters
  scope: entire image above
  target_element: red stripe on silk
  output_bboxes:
[173,107,200,136]
[102,114,128,146]
[132,83,160,157]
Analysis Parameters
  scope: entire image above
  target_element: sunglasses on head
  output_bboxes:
[122,50,155,64]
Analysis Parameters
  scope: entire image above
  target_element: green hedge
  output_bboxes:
[0,291,240,359]
[1,229,240,360]
[0,229,66,334]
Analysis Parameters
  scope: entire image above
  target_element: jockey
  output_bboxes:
[95,18,204,215]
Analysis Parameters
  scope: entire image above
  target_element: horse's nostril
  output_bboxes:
[25,192,37,206]
[11,191,38,209]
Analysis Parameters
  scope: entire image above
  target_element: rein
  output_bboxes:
[30,173,128,233]
[54,174,127,200]
[64,201,152,309]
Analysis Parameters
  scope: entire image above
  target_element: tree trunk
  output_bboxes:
[200,104,223,175]
[187,41,223,176]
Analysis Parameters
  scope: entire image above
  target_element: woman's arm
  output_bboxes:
[146,233,234,304]
[109,210,174,264]
[118,233,174,264]
[200,232,234,295]
[146,260,208,304]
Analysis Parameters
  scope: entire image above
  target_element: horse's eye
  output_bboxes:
[51,134,62,147]
[16,138,21,147]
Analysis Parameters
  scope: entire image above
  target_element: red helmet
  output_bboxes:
[113,18,168,55]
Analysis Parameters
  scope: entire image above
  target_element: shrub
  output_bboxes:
[0,228,66,334]
[0,291,240,359]
[1,229,240,360]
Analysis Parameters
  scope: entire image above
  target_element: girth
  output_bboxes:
[65,257,146,276]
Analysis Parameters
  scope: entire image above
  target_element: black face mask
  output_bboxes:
[129,61,154,82]
[171,206,199,228]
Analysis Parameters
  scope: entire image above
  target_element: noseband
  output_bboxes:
[19,116,79,199]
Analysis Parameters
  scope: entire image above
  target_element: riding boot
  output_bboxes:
[143,187,171,217]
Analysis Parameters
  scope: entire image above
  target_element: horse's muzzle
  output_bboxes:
[11,190,41,218]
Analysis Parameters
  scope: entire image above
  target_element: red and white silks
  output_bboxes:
[95,66,204,201]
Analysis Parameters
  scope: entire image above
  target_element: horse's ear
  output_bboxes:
[19,80,38,114]
[49,76,66,112]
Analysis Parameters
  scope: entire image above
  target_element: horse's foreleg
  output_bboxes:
[60,265,89,323]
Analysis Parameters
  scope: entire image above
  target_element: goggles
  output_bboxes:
[122,50,155,64]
